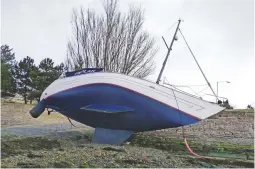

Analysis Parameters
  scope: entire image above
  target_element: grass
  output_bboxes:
[186,156,255,168]
[81,129,254,161]
[1,132,254,168]
[224,109,254,113]
[1,136,61,158]
[129,134,254,160]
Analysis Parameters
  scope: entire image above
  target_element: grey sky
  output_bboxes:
[1,0,254,108]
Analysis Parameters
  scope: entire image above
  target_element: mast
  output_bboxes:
[155,19,219,102]
[156,19,181,84]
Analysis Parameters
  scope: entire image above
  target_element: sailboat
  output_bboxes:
[29,19,225,145]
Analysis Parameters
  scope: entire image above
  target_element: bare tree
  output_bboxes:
[66,0,158,78]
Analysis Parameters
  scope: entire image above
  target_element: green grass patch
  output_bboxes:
[130,134,254,159]
[187,157,254,168]
[84,130,94,138]
[225,109,254,113]
[1,136,60,158]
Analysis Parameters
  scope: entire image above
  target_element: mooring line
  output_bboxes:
[67,117,77,128]
[171,88,215,160]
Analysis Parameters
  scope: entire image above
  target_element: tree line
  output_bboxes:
[1,45,64,103]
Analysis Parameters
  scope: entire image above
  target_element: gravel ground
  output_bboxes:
[1,131,254,168]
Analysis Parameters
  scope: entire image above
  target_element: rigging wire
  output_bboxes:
[163,79,207,98]
[179,86,200,97]
[178,28,218,101]
[165,21,178,33]
[163,82,202,99]
[196,86,209,95]
[154,21,179,43]
[171,84,208,87]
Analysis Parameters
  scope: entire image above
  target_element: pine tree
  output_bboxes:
[27,58,65,103]
[1,45,17,94]
[12,56,38,104]
[36,58,64,92]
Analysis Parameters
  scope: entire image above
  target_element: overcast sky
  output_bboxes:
[1,0,254,108]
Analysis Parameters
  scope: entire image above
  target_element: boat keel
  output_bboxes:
[92,128,133,145]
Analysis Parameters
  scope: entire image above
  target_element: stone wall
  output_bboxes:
[140,110,254,145]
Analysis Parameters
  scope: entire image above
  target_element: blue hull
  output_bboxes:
[43,83,200,132]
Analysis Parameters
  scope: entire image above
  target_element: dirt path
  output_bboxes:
[1,101,92,136]
[1,101,70,127]
[1,122,92,136]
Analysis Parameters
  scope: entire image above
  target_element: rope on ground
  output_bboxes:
[67,117,77,128]
[171,88,213,159]
[47,108,77,128]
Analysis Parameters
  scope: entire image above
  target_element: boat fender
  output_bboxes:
[29,100,46,118]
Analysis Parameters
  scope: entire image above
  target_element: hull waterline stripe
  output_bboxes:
[45,83,202,120]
